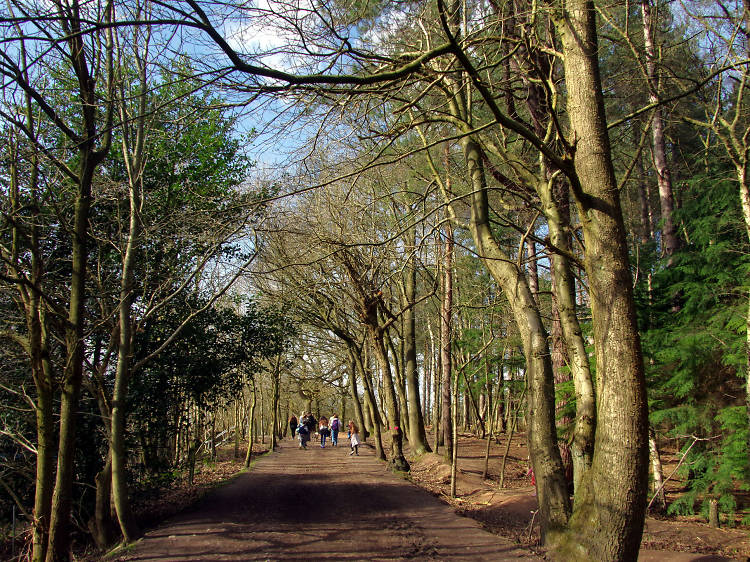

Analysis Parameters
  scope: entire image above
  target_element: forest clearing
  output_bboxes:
[2,0,750,561]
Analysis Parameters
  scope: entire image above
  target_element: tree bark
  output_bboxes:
[370,329,410,470]
[462,137,570,539]
[641,0,679,258]
[47,151,100,562]
[347,349,368,448]
[403,223,431,454]
[450,367,459,497]
[387,331,411,440]
[90,454,118,550]
[540,180,596,493]
[271,354,281,450]
[649,428,667,513]
[350,341,386,460]
[9,132,56,562]
[553,1,650,558]
[44,7,114,557]
[244,380,257,468]
[440,221,454,458]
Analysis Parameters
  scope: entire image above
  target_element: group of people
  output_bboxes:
[288,412,360,455]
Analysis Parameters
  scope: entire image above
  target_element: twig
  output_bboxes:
[527,510,538,542]
[647,434,716,511]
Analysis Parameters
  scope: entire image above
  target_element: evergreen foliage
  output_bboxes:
[640,159,750,519]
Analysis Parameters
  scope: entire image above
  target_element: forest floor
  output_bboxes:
[409,431,750,561]
[100,431,750,561]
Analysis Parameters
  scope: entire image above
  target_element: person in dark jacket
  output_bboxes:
[305,412,316,434]
[289,415,298,439]
[297,423,309,449]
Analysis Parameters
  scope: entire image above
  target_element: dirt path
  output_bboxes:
[114,438,541,561]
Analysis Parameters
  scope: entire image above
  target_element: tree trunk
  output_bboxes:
[90,454,118,550]
[735,168,750,469]
[554,1,650,558]
[271,355,281,450]
[462,137,570,539]
[32,373,54,562]
[45,5,113,552]
[482,391,498,479]
[450,366,459,498]
[46,156,97,562]
[708,499,719,528]
[649,428,667,513]
[388,332,411,441]
[351,343,386,460]
[110,196,142,544]
[441,221,454,458]
[9,93,56,562]
[431,317,442,452]
[541,181,596,492]
[234,401,241,457]
[499,388,524,489]
[370,330,409,471]
[244,380,257,468]
[404,224,431,454]
[641,0,679,258]
[527,241,539,302]
[347,350,368,448]
[636,133,654,244]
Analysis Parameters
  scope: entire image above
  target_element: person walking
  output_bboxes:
[330,414,340,447]
[289,415,298,439]
[318,416,330,448]
[297,423,309,449]
[347,420,360,456]
[305,412,316,435]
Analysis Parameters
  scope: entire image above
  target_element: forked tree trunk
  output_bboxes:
[462,137,570,539]
[370,330,410,471]
[349,342,386,460]
[541,182,596,492]
[554,1,650,558]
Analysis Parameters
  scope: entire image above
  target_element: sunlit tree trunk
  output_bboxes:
[462,137,571,539]
[641,0,679,258]
[110,39,148,540]
[554,1,650,558]
[370,329,409,470]
[45,6,114,557]
[539,180,595,493]
[345,337,385,459]
[347,350,368,442]
[403,222,431,454]
[47,152,101,562]
[9,129,56,562]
